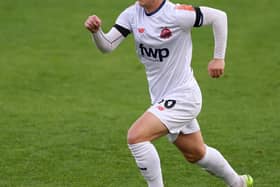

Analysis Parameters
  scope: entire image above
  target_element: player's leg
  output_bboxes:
[174,131,245,187]
[173,131,206,163]
[127,111,168,144]
[127,111,168,187]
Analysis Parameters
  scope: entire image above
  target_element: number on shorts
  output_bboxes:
[164,100,176,109]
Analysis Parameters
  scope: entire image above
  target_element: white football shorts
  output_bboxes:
[148,85,202,143]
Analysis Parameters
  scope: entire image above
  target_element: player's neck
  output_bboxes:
[143,0,164,14]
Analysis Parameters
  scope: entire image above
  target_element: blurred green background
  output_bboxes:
[0,0,279,186]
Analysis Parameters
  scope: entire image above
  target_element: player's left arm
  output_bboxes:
[198,7,228,78]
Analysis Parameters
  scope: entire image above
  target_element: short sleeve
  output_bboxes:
[115,5,135,32]
[175,4,197,31]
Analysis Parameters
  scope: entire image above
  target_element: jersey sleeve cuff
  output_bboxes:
[114,24,131,37]
[194,7,204,27]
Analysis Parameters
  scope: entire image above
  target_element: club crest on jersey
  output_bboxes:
[160,27,172,39]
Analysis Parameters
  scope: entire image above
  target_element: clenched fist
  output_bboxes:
[208,59,225,78]
[84,15,102,33]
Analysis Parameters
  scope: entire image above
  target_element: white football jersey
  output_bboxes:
[115,0,202,104]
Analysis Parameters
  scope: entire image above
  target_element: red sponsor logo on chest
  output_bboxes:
[138,28,145,33]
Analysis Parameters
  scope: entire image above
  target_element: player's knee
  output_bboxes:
[183,146,206,163]
[127,133,138,144]
[127,129,140,144]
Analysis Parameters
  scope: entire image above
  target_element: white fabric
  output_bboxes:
[200,7,228,59]
[128,142,163,187]
[115,1,227,104]
[147,79,202,142]
[92,27,124,53]
[92,1,228,104]
[196,145,242,187]
[116,1,195,104]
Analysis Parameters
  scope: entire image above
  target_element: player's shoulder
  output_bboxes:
[174,4,196,12]
[172,3,197,30]
[173,3,196,18]
[123,1,140,13]
[117,1,139,24]
[163,2,196,17]
[175,4,195,11]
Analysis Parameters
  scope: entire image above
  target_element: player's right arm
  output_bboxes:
[84,15,127,53]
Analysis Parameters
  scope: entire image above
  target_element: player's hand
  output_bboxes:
[84,15,102,33]
[208,58,225,78]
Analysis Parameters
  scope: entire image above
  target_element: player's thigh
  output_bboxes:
[174,131,206,162]
[127,111,169,144]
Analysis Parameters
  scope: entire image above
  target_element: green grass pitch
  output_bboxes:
[0,0,279,186]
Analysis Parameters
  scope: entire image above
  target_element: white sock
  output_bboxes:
[128,141,164,187]
[196,145,242,187]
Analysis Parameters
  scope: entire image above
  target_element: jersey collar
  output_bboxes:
[145,0,166,16]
